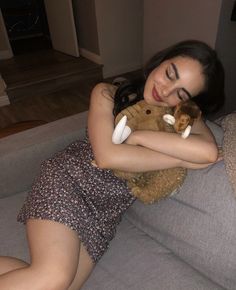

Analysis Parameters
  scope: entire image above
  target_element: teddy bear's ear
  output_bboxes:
[176,100,201,119]
[186,101,201,119]
[173,100,202,135]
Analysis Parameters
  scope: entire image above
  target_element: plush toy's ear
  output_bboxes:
[175,100,201,121]
[173,100,201,137]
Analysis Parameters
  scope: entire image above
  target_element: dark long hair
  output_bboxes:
[113,40,225,117]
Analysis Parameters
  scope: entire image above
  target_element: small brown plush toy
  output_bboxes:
[112,99,201,204]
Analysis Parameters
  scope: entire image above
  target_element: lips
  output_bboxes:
[152,86,162,102]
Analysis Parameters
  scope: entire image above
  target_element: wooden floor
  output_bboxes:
[0,49,142,132]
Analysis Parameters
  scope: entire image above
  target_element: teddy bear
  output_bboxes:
[111,99,201,204]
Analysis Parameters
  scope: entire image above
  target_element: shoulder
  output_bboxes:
[89,82,117,112]
[91,82,117,101]
[191,117,216,142]
[191,117,207,132]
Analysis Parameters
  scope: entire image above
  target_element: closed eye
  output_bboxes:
[177,89,190,101]
[165,69,171,80]
[177,92,185,101]
[166,62,192,99]
[166,66,175,80]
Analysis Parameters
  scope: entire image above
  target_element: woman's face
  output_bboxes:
[144,56,205,107]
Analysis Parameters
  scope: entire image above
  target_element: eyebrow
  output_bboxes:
[171,63,192,99]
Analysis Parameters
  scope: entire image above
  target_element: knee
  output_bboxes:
[29,265,76,290]
[46,272,74,290]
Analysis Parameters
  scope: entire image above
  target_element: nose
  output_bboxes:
[161,84,174,98]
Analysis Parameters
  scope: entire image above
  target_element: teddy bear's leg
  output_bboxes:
[132,186,157,204]
[112,115,132,144]
[129,171,183,204]
[129,177,161,204]
[126,176,153,204]
[132,184,166,204]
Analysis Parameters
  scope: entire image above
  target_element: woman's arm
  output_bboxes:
[88,83,205,172]
[126,118,218,164]
[88,83,216,171]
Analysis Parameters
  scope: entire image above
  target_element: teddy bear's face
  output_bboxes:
[173,100,201,132]
[112,99,191,204]
[115,100,173,132]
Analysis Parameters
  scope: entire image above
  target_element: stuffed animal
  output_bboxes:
[111,99,201,204]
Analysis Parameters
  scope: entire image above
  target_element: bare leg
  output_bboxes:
[0,257,28,275]
[68,243,95,290]
[0,219,81,290]
[0,247,95,290]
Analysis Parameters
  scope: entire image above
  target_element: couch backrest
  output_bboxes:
[0,112,88,198]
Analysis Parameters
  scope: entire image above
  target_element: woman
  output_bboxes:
[0,40,225,290]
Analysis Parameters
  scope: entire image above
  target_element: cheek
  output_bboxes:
[143,75,153,97]
[167,96,181,107]
[144,71,159,95]
[150,68,163,83]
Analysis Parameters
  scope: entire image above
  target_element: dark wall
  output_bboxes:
[216,0,236,115]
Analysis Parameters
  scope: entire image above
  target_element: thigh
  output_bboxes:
[68,243,95,290]
[26,219,80,280]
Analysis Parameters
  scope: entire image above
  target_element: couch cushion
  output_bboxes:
[205,119,223,146]
[125,161,236,290]
[83,218,222,290]
[0,191,29,262]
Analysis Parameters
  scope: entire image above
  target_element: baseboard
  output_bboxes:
[0,49,13,60]
[0,94,10,107]
[103,63,142,78]
[79,48,102,65]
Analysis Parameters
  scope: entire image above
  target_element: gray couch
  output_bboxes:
[0,111,235,290]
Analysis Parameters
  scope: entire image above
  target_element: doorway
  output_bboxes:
[1,0,52,55]
[1,0,79,57]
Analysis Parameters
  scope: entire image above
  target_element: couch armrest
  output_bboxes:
[0,112,88,198]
